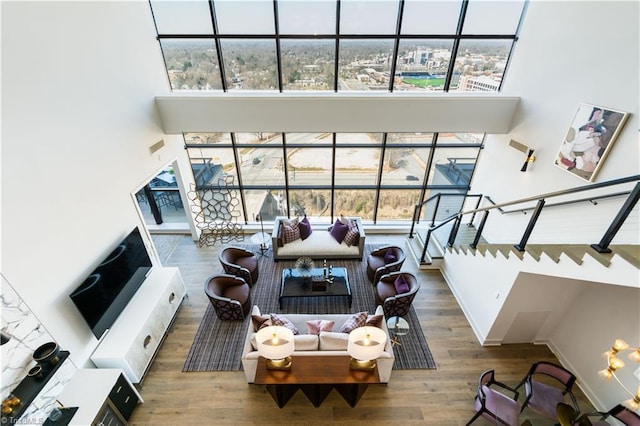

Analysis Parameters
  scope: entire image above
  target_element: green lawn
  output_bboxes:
[403,77,445,88]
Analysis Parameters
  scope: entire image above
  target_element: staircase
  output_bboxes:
[408,225,640,279]
[407,175,640,271]
[449,243,640,269]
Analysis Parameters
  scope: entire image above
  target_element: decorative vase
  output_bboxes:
[294,257,315,279]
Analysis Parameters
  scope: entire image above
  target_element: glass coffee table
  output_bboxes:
[386,316,409,346]
[280,267,351,309]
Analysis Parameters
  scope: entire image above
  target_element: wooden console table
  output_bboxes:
[253,356,380,408]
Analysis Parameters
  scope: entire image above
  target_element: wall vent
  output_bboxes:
[149,140,165,154]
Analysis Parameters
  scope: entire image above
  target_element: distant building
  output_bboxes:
[457,75,500,92]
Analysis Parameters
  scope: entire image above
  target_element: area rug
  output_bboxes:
[182,244,436,372]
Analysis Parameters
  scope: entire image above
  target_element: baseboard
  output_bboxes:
[440,266,488,346]
[546,340,607,412]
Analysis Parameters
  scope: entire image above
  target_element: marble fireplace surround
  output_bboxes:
[1,275,77,423]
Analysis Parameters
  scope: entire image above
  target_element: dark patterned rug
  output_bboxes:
[182,244,436,372]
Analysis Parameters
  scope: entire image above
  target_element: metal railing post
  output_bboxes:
[591,182,640,253]
[467,194,483,226]
[420,228,433,263]
[470,210,489,249]
[431,193,442,226]
[409,204,419,238]
[447,215,462,247]
[514,199,545,251]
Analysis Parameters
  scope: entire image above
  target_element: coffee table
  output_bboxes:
[254,356,380,408]
[279,267,351,309]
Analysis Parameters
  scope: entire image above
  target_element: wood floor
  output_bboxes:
[129,234,595,426]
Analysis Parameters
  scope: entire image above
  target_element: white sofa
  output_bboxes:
[271,216,365,261]
[241,305,394,383]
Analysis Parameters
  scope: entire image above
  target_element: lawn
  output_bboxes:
[403,77,445,88]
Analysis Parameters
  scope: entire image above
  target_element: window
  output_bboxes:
[151,0,526,92]
[184,132,483,223]
[153,1,524,222]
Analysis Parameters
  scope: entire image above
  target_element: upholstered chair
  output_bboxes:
[204,274,251,320]
[219,246,259,287]
[374,271,420,318]
[515,361,580,422]
[557,403,640,426]
[366,245,406,283]
[466,369,520,426]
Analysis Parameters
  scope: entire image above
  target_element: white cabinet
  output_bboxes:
[91,267,186,383]
[56,369,142,425]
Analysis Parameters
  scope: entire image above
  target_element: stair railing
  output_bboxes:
[410,175,640,263]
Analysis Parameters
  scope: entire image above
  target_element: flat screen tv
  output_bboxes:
[70,227,153,338]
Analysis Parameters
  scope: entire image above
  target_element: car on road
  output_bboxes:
[252,157,261,165]
[405,175,420,181]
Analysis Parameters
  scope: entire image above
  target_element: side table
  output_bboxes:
[386,316,409,346]
[250,232,270,257]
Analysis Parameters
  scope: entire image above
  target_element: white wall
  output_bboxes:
[1,1,184,365]
[155,93,520,133]
[550,284,640,411]
[472,0,639,244]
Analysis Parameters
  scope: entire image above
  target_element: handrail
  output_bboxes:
[410,174,640,263]
[465,175,639,216]
[484,191,632,215]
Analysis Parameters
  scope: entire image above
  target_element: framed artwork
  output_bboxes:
[554,103,629,182]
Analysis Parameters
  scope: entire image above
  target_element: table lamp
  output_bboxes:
[347,326,387,371]
[256,326,295,370]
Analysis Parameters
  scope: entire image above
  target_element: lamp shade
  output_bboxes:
[256,326,295,360]
[347,326,386,361]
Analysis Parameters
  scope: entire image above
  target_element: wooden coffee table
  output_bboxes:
[254,356,380,408]
[279,267,352,309]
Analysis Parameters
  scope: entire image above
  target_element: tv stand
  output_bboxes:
[90,267,186,383]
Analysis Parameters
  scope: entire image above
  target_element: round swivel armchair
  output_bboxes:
[219,246,259,287]
[366,245,406,284]
[374,271,420,318]
[204,274,252,320]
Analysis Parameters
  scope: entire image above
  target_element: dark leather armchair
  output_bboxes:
[366,245,406,283]
[374,271,419,318]
[219,246,259,287]
[204,274,251,320]
[466,369,520,426]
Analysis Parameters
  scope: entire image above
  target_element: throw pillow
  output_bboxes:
[339,311,368,333]
[299,216,313,240]
[329,219,349,244]
[343,220,360,247]
[338,215,349,225]
[252,314,271,331]
[270,313,299,335]
[366,314,383,328]
[394,274,410,294]
[306,319,335,335]
[283,223,301,244]
[384,249,397,263]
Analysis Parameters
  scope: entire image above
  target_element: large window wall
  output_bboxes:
[185,132,483,223]
[150,0,527,93]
